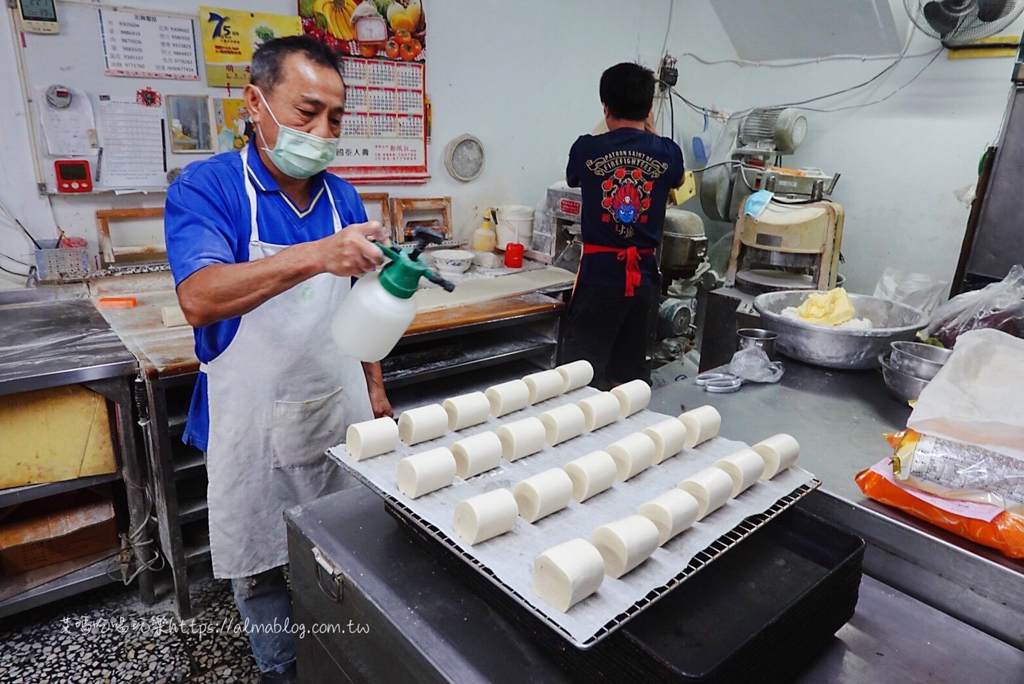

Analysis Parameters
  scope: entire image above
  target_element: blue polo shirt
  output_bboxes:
[164,144,368,451]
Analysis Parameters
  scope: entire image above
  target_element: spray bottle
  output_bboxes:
[332,228,455,362]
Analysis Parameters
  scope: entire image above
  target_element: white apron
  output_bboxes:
[203,147,373,579]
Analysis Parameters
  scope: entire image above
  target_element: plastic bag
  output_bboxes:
[728,347,784,383]
[924,265,1024,347]
[873,267,946,315]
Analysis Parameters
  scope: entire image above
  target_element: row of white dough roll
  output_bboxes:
[532,433,800,613]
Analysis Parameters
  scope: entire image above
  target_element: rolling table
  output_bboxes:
[0,287,151,617]
[649,357,1024,649]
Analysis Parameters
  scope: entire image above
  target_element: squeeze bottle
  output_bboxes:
[471,209,497,252]
[332,236,455,362]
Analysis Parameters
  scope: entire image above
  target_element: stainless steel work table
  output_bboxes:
[649,357,1024,650]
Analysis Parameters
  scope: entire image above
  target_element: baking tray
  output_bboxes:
[329,389,818,648]
[389,504,863,682]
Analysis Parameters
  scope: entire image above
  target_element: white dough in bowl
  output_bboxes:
[532,538,605,612]
[346,417,399,461]
[443,391,491,431]
[453,488,519,545]
[591,515,660,578]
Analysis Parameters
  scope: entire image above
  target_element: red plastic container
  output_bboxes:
[504,242,524,268]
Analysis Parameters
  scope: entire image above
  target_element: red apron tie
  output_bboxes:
[581,244,655,297]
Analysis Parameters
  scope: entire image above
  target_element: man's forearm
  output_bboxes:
[177,241,322,327]
[362,361,384,389]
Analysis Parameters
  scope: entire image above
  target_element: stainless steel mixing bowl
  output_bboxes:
[752,291,929,370]
[890,341,953,381]
[879,353,930,403]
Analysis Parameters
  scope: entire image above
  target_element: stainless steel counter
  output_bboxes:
[0,287,137,396]
[650,358,1024,649]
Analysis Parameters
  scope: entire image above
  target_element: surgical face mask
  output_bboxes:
[255,87,339,179]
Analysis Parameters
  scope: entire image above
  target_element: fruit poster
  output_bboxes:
[200,7,303,88]
[214,98,253,153]
[300,0,428,183]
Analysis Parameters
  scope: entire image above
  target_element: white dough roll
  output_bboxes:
[678,405,721,448]
[642,418,688,464]
[564,451,617,503]
[533,538,605,612]
[714,448,766,497]
[577,392,621,432]
[524,369,565,404]
[451,431,503,479]
[443,392,491,431]
[611,379,651,418]
[556,360,594,392]
[496,417,546,462]
[677,466,734,520]
[453,489,518,545]
[591,515,660,579]
[539,403,586,446]
[345,417,399,461]
[607,432,656,481]
[752,433,801,479]
[637,488,700,546]
[397,447,456,499]
[514,468,573,523]
[485,380,531,417]
[398,404,448,445]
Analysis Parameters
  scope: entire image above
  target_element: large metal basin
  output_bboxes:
[753,291,929,370]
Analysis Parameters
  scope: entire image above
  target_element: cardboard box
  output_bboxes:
[0,385,117,490]
[0,491,119,577]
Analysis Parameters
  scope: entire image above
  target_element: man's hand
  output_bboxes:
[316,220,388,277]
[361,361,393,418]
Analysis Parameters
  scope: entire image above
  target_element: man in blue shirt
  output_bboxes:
[165,36,388,682]
[564,63,684,390]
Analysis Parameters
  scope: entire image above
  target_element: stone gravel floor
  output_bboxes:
[0,574,261,683]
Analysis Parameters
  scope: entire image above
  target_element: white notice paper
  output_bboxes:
[98,96,166,188]
[99,9,199,80]
[37,87,96,157]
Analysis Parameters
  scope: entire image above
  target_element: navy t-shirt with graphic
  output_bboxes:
[566,128,684,288]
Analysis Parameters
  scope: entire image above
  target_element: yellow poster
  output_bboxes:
[200,7,302,88]
[214,98,252,152]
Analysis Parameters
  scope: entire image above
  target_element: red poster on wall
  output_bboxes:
[299,0,428,183]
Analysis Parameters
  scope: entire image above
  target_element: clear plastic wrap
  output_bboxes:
[873,267,946,315]
[728,347,784,383]
[924,265,1024,347]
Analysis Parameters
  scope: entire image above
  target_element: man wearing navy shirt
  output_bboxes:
[165,36,388,682]
[564,62,685,390]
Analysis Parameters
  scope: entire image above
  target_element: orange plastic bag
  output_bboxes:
[855,468,1024,559]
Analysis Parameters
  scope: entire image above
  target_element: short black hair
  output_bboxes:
[600,63,656,121]
[250,35,344,91]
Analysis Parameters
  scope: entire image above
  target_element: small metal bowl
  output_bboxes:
[889,341,952,381]
[737,328,778,360]
[879,353,930,404]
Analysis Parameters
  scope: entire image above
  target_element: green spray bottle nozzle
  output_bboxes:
[373,230,455,299]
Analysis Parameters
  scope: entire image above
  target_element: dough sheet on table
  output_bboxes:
[329,387,814,645]
[414,266,575,312]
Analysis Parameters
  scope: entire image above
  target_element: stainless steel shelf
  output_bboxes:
[0,472,121,508]
[185,544,211,566]
[0,556,117,620]
[172,453,205,479]
[384,341,555,390]
[178,498,208,524]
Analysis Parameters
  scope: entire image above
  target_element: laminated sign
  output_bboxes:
[200,7,303,88]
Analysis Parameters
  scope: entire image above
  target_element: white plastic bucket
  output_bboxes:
[495,205,534,250]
